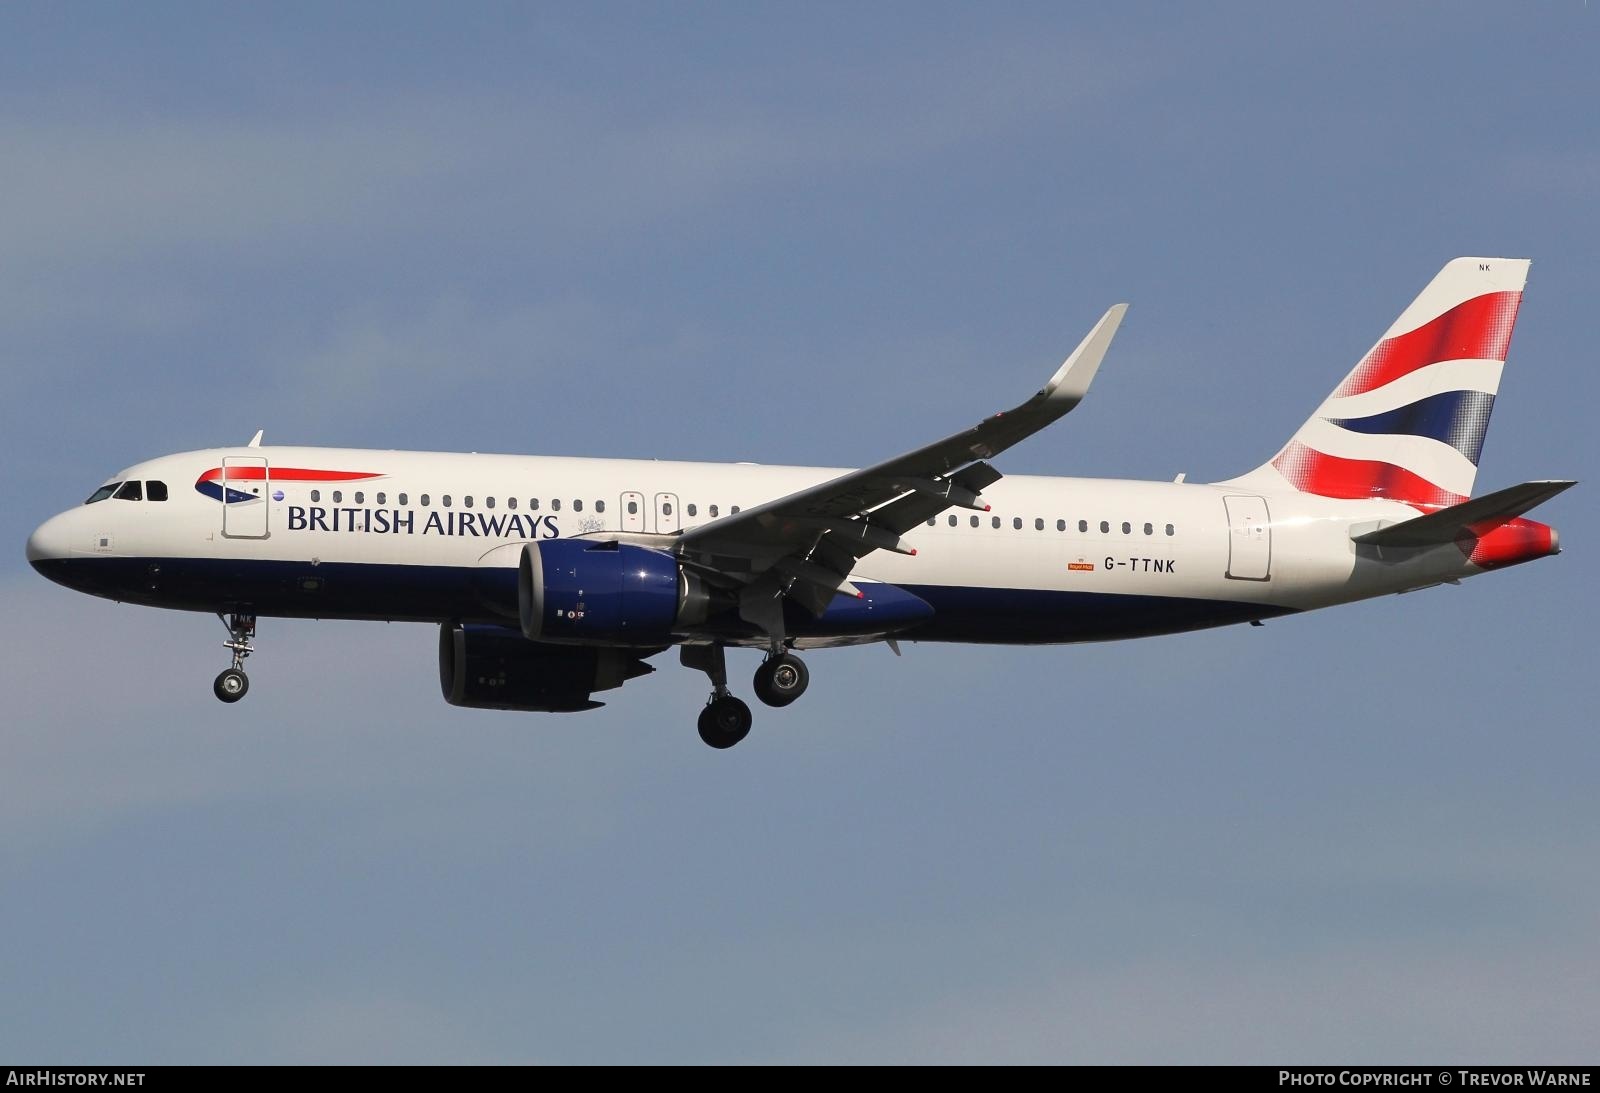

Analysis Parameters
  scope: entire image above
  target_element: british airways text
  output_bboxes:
[286,505,560,539]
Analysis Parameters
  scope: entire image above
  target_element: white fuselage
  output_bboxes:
[27,445,1493,646]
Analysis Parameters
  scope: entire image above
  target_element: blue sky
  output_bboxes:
[2,4,1596,1063]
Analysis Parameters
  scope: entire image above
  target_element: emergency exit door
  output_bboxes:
[621,491,645,533]
[654,493,680,534]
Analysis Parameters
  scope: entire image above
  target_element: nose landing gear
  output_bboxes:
[214,612,256,704]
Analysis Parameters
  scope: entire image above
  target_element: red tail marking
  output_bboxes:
[1272,440,1465,508]
[1467,518,1556,569]
[1333,291,1522,399]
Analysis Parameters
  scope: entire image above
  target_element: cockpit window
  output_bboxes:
[146,481,168,502]
[113,481,143,501]
[85,483,119,504]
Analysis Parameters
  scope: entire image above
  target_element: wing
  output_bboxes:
[675,304,1128,629]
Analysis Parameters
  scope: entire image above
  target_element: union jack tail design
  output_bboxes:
[1232,257,1529,508]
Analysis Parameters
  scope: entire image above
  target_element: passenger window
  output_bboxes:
[1036,518,1044,531]
[969,515,979,527]
[1144,522,1153,535]
[626,500,636,515]
[486,496,495,509]
[507,498,516,510]
[731,506,741,514]
[574,499,583,512]
[377,492,386,505]
[928,518,936,526]
[147,481,168,502]
[1056,519,1066,532]
[662,502,673,515]
[398,493,408,506]
[1013,517,1023,530]
[1079,520,1089,533]
[464,496,474,508]
[311,489,321,503]
[596,500,605,513]
[114,481,143,501]
[552,499,561,512]
[86,484,118,504]
[991,516,1001,528]
[1099,520,1109,533]
[710,505,719,518]
[948,515,957,526]
[420,494,430,507]
[687,503,698,517]
[1122,521,1131,534]
[443,495,452,508]
[354,491,364,504]
[1166,523,1175,536]
[531,499,540,510]
[333,491,343,504]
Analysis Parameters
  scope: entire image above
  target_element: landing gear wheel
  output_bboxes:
[214,668,250,703]
[753,652,809,708]
[697,696,753,749]
[215,613,257,703]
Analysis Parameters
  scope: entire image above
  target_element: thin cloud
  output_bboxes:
[0,33,1138,271]
[0,576,651,855]
[795,944,1600,1063]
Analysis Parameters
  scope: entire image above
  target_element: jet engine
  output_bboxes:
[518,539,714,646]
[438,622,654,712]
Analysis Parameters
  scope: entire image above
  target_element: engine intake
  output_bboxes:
[519,539,711,646]
[438,622,653,712]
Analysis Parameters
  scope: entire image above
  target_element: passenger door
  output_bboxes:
[1223,494,1270,581]
[221,456,270,539]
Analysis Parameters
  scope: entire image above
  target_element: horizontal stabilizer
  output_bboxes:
[1352,480,1575,548]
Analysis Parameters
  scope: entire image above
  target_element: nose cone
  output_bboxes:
[27,512,70,562]
[27,511,79,585]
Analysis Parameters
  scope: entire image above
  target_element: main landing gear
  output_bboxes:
[681,644,811,748]
[213,613,256,704]
[697,696,753,750]
[753,651,809,708]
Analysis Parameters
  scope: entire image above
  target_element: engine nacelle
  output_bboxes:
[519,539,711,646]
[438,622,653,712]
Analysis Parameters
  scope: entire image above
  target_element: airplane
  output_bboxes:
[26,257,1572,748]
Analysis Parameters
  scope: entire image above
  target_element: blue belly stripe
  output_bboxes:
[30,556,1295,644]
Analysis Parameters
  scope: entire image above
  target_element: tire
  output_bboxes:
[698,696,752,748]
[753,653,808,708]
[214,668,249,703]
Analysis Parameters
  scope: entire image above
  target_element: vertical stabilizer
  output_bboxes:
[1226,258,1529,507]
